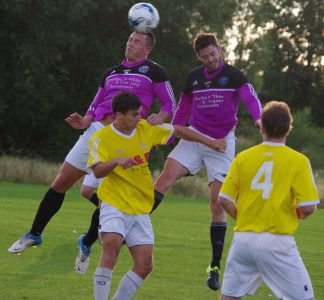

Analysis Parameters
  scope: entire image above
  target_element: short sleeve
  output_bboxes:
[149,123,174,146]
[292,157,319,206]
[219,158,240,202]
[87,134,109,167]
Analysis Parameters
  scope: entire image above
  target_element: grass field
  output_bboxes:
[0,181,323,299]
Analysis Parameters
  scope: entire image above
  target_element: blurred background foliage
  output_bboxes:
[0,0,323,169]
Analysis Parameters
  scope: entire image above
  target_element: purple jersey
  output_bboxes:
[86,59,176,121]
[172,62,261,139]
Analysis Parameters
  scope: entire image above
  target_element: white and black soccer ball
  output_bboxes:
[128,3,160,33]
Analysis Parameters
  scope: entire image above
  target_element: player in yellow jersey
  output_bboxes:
[90,92,226,300]
[218,101,319,300]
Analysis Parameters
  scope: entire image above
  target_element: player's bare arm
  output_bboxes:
[218,196,237,220]
[297,204,317,220]
[172,125,226,152]
[92,157,137,178]
[147,111,170,125]
[65,113,93,129]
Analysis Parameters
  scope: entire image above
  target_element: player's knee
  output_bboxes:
[81,185,95,200]
[138,259,153,278]
[155,172,177,192]
[211,203,226,220]
[101,249,119,269]
[51,180,70,193]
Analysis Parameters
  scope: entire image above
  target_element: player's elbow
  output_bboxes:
[172,125,181,138]
[93,169,103,179]
[218,197,227,210]
[218,196,237,220]
[300,204,317,218]
[91,164,103,179]
[218,196,231,213]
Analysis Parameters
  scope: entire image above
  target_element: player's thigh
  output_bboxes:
[81,173,102,199]
[83,172,101,188]
[100,232,124,269]
[154,158,189,192]
[65,121,104,174]
[167,139,203,175]
[219,295,242,300]
[128,215,154,276]
[129,244,153,271]
[255,242,314,299]
[203,133,236,184]
[222,238,262,297]
[126,214,154,247]
[51,161,86,192]
[99,203,130,238]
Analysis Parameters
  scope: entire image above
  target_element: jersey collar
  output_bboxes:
[122,58,147,68]
[262,141,285,146]
[203,61,225,80]
[110,123,136,138]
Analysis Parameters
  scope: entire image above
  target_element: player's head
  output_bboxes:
[125,31,155,62]
[113,92,142,129]
[112,92,141,114]
[193,32,222,71]
[261,101,293,139]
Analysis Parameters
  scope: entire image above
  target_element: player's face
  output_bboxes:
[122,106,142,130]
[125,32,150,62]
[197,45,222,71]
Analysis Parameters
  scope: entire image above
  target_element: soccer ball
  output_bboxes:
[128,3,160,33]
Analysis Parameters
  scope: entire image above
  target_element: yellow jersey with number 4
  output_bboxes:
[220,141,319,234]
[88,120,173,214]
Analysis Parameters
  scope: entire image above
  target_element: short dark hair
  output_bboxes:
[193,32,219,54]
[262,101,293,138]
[112,92,141,114]
[144,31,156,48]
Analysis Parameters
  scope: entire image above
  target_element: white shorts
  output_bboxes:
[99,203,154,247]
[82,172,102,188]
[221,232,314,299]
[65,122,105,174]
[168,127,235,184]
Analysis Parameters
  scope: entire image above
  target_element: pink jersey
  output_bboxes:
[86,59,176,121]
[172,62,261,139]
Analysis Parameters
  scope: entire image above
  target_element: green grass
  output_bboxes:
[0,181,323,299]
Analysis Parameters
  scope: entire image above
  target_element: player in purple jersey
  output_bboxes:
[154,32,262,291]
[8,32,176,260]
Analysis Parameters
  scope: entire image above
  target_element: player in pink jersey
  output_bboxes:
[8,32,176,259]
[154,32,262,291]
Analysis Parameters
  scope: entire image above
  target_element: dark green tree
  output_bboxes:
[0,0,236,163]
[225,0,323,125]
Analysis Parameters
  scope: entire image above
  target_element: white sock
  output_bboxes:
[112,270,144,300]
[94,267,112,300]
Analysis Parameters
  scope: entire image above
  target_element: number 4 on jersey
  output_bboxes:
[251,161,273,199]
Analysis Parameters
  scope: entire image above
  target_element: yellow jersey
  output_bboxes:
[220,142,319,234]
[88,120,173,214]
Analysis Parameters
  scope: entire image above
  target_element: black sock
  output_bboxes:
[82,208,99,247]
[150,190,164,214]
[88,193,99,207]
[210,222,227,268]
[30,187,65,235]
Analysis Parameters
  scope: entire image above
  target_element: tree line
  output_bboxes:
[0,0,323,166]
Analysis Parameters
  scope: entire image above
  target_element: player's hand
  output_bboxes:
[209,139,226,153]
[147,113,164,125]
[65,113,92,129]
[65,113,85,129]
[115,157,137,169]
[296,207,306,219]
